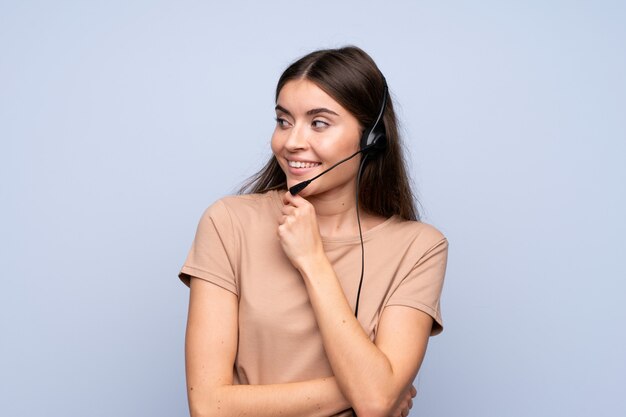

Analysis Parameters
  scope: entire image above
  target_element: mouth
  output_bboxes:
[287,160,321,169]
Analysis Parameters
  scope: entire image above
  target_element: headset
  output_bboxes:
[288,77,388,194]
[289,76,389,318]
[354,77,388,317]
[359,77,388,152]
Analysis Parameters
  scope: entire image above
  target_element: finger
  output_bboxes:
[281,205,296,216]
[410,385,417,397]
[282,191,295,206]
[278,214,296,227]
[283,190,307,207]
[408,398,413,409]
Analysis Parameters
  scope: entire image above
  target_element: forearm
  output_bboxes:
[298,258,406,416]
[276,192,431,416]
[186,277,351,417]
[188,376,351,417]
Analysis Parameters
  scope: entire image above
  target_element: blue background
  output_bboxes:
[1,1,625,415]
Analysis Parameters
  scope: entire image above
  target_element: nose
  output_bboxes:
[284,123,309,152]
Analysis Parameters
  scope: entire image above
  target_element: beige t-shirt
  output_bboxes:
[179,190,448,406]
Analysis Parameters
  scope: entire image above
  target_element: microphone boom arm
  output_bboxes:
[289,148,363,195]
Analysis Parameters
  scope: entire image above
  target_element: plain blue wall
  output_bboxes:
[2,1,625,416]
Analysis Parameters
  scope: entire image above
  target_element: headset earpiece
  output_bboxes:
[359,79,389,153]
[361,130,387,153]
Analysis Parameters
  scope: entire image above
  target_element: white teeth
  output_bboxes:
[288,161,320,169]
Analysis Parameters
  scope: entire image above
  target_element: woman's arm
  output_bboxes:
[185,277,352,417]
[299,261,432,417]
[278,192,436,417]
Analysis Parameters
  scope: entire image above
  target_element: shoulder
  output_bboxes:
[390,218,447,244]
[381,218,448,259]
[201,190,282,227]
[219,190,281,211]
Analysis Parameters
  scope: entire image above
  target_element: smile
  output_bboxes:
[287,160,321,169]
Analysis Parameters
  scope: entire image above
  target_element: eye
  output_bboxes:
[274,117,290,128]
[312,120,329,129]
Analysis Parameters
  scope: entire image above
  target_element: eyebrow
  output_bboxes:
[275,104,340,117]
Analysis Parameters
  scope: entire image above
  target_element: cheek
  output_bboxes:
[318,133,359,160]
[270,131,281,156]
[337,125,361,153]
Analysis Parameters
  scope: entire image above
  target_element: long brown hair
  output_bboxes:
[239,46,419,221]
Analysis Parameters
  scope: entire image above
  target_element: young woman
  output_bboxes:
[179,46,448,417]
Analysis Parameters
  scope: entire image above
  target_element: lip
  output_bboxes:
[285,158,322,176]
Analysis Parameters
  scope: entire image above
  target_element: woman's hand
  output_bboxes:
[278,191,325,271]
[388,384,417,417]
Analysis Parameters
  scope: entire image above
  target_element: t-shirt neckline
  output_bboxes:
[267,189,399,244]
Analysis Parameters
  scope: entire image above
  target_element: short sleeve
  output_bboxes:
[178,200,239,295]
[385,237,448,336]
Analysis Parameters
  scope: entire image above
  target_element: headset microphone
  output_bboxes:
[288,148,364,195]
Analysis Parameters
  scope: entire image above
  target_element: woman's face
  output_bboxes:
[271,79,362,199]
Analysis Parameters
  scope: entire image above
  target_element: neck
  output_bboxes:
[305,185,363,239]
